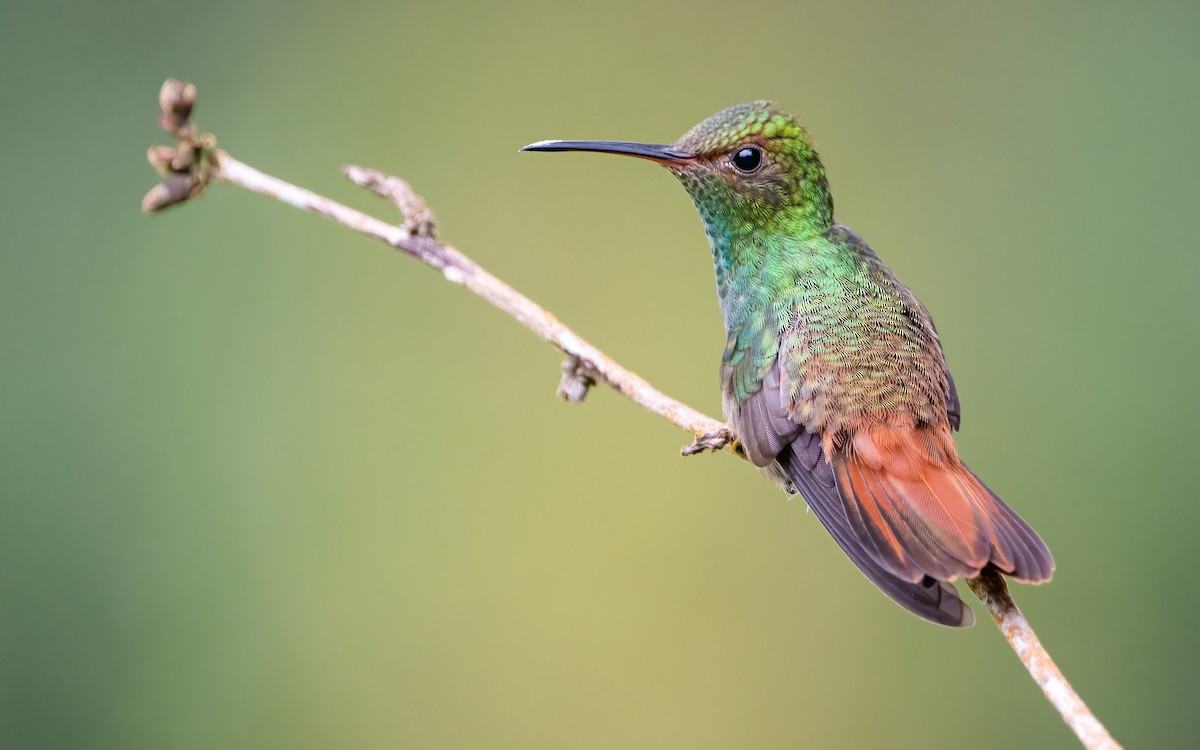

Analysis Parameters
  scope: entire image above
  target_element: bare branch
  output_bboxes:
[342,165,438,239]
[142,79,1121,749]
[967,570,1121,749]
[143,80,726,454]
[211,149,730,451]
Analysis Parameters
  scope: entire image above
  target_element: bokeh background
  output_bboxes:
[3,1,1199,747]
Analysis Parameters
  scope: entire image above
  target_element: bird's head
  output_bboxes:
[523,101,833,240]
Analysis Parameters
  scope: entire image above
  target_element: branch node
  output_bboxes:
[557,356,597,403]
[682,426,736,456]
[343,165,438,240]
[143,78,216,212]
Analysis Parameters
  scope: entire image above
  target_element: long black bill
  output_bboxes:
[521,140,695,164]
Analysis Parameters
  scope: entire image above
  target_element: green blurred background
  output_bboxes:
[3,0,1198,747]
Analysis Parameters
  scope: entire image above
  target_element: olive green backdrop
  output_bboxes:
[3,0,1198,747]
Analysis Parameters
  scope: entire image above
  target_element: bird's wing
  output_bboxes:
[726,358,802,468]
[929,312,960,430]
[769,280,1053,588]
[727,359,976,626]
[781,426,976,627]
[945,369,961,431]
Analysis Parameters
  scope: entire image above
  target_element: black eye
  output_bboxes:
[731,146,762,172]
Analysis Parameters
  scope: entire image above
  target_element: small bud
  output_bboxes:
[146,145,177,174]
[158,78,197,135]
[159,78,195,118]
[141,172,198,212]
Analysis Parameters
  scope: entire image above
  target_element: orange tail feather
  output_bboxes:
[831,425,1054,584]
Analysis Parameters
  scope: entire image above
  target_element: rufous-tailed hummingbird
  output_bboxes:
[523,102,1053,626]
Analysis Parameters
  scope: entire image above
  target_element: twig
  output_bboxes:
[967,570,1121,750]
[142,79,1119,749]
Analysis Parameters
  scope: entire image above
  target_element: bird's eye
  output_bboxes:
[731,146,762,173]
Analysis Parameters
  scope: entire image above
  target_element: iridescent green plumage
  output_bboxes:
[669,103,945,433]
[524,102,1053,626]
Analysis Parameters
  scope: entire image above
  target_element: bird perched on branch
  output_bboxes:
[523,102,1053,626]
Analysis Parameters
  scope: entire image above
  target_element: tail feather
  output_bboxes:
[839,455,985,582]
[781,432,975,627]
[833,425,1054,585]
[963,465,1056,583]
[778,424,1052,625]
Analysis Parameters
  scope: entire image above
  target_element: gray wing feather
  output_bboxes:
[730,362,974,626]
[728,363,802,467]
[781,432,975,627]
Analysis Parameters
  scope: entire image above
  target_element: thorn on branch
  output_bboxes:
[143,78,216,213]
[682,426,737,456]
[557,356,598,403]
[343,165,438,240]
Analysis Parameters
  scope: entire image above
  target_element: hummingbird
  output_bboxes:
[522,102,1054,626]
